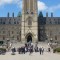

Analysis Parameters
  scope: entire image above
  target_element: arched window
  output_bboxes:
[3,36,5,40]
[55,36,57,40]
[28,17,32,27]
[9,19,11,24]
[17,36,19,40]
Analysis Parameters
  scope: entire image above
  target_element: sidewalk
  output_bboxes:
[0,52,60,60]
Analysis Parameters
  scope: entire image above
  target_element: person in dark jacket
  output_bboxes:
[18,47,21,54]
[48,47,51,52]
[41,47,44,55]
[11,47,16,55]
[39,47,42,55]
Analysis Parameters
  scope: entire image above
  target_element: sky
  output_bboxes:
[0,0,60,17]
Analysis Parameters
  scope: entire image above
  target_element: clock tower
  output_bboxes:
[21,0,38,43]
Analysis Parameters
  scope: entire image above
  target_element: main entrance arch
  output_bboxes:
[25,33,33,42]
[27,35,32,42]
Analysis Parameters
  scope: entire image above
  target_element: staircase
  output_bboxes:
[38,42,51,52]
[10,41,53,52]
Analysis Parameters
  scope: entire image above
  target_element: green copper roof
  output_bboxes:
[39,11,43,17]
[17,12,22,17]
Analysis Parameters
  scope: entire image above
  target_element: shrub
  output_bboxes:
[53,48,60,53]
[0,48,6,52]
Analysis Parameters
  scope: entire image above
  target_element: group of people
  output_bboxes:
[11,41,50,55]
[11,42,34,55]
[39,47,44,55]
[0,41,51,55]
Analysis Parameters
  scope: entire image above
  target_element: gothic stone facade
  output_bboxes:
[0,0,60,43]
[0,13,60,43]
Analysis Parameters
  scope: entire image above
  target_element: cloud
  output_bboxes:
[0,0,60,13]
[15,0,22,9]
[0,0,22,8]
[0,0,14,6]
[47,4,60,12]
[38,1,48,11]
[38,0,60,13]
[37,0,60,13]
[0,0,47,11]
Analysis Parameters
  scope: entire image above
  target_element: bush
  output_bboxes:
[53,48,60,53]
[0,48,6,54]
[0,48,6,51]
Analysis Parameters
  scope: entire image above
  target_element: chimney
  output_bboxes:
[46,12,48,17]
[12,12,14,18]
[51,12,53,17]
[7,12,9,17]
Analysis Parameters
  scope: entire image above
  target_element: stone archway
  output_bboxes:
[27,35,32,42]
[25,33,33,42]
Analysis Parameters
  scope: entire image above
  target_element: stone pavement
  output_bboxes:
[0,42,60,60]
[0,52,60,60]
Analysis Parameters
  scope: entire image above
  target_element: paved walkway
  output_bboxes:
[0,52,60,60]
[0,42,60,60]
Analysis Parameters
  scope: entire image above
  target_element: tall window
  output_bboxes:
[50,31,52,36]
[12,36,14,40]
[3,31,5,34]
[9,19,11,24]
[55,36,57,40]
[3,22,5,24]
[3,36,5,40]
[12,31,14,34]
[8,31,10,36]
[1,19,2,24]
[50,20,52,24]
[28,17,32,27]
[17,36,19,40]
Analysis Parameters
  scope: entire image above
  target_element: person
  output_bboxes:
[11,47,16,55]
[39,47,42,55]
[29,46,33,55]
[25,43,28,52]
[18,47,21,54]
[21,46,25,54]
[48,47,51,52]
[23,46,25,54]
[41,47,44,55]
[28,41,32,47]
[34,44,38,52]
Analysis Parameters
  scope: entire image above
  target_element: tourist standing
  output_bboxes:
[39,47,42,55]
[41,47,44,55]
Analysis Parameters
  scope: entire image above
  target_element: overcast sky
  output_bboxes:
[0,0,60,17]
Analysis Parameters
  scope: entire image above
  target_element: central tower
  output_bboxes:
[21,0,38,43]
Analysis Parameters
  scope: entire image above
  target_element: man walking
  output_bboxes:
[41,47,44,55]
[39,47,42,55]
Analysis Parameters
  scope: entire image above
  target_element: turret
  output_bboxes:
[12,12,14,18]
[7,12,9,18]
[51,12,53,17]
[17,12,22,17]
[46,12,48,17]
[39,11,43,17]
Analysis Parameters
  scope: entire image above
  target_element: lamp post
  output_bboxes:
[50,38,53,43]
[47,34,49,42]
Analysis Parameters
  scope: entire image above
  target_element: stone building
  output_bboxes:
[0,0,60,43]
[38,12,60,43]
[0,13,21,43]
